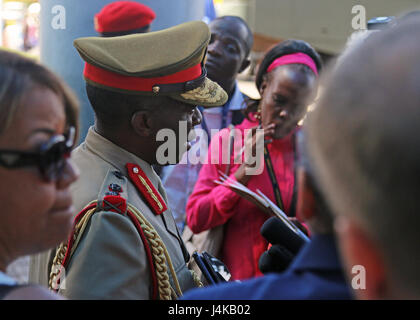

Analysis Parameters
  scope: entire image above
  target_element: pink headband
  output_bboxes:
[266,52,318,76]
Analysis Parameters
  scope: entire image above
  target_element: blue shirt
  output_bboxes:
[181,234,353,300]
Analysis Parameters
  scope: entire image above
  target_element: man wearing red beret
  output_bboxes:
[94,1,156,37]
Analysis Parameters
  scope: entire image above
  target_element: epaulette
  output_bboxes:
[96,169,128,215]
[49,168,186,300]
[126,163,167,215]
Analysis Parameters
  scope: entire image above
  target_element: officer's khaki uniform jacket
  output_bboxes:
[30,127,196,299]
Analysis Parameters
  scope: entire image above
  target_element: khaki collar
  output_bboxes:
[84,126,160,189]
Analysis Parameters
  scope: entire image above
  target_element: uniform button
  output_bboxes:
[133,167,139,174]
[113,171,124,180]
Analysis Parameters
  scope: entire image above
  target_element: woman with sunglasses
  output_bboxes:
[186,40,322,281]
[0,50,79,299]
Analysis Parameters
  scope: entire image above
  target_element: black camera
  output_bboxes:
[193,251,231,285]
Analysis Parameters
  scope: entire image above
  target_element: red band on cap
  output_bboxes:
[84,62,202,92]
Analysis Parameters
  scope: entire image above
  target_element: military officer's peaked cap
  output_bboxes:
[74,21,228,107]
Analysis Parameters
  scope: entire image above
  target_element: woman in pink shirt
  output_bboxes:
[186,40,322,280]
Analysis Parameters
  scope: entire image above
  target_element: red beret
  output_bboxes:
[95,1,156,33]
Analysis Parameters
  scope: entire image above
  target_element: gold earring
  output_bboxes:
[255,106,261,120]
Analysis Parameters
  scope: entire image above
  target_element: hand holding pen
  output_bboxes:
[234,123,275,163]
[233,123,276,184]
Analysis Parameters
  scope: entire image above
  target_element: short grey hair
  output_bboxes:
[305,19,420,297]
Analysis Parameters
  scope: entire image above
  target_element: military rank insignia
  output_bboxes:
[126,163,167,215]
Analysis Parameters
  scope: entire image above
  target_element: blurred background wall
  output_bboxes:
[38,0,205,142]
[1,0,420,141]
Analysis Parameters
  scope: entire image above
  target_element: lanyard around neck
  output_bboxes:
[263,144,285,212]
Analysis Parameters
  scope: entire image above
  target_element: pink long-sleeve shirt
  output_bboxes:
[186,116,297,280]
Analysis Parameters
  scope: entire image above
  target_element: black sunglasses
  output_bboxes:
[0,127,75,182]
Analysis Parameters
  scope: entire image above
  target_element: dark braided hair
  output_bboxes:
[245,39,322,118]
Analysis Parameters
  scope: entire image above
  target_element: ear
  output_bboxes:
[335,216,388,300]
[131,110,153,137]
[238,58,251,74]
[296,167,316,222]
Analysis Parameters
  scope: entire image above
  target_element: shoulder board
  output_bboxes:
[96,168,128,215]
[126,163,167,215]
